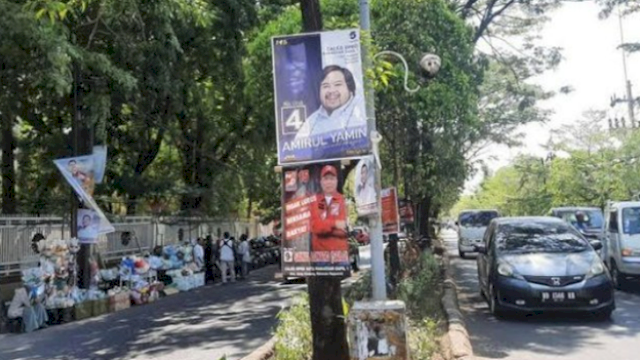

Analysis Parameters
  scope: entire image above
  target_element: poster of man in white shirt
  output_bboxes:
[354,156,378,217]
[272,29,371,164]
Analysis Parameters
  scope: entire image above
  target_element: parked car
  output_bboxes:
[457,209,500,258]
[475,216,615,320]
[604,201,640,289]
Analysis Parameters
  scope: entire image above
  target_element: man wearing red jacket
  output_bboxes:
[310,165,349,253]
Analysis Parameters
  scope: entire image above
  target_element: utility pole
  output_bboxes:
[610,9,636,129]
[298,2,349,360]
[72,61,94,289]
[360,0,388,301]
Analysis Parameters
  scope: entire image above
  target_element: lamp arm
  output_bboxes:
[372,50,420,94]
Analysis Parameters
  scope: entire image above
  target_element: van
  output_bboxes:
[457,209,499,258]
[604,201,640,289]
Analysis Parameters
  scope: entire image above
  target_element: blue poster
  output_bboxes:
[272,29,371,164]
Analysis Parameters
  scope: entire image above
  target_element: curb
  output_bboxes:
[240,337,276,360]
[439,244,474,360]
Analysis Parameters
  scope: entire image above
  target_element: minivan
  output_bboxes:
[604,201,640,288]
[457,209,500,258]
[549,206,605,258]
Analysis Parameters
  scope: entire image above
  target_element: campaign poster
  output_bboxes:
[92,145,108,184]
[354,156,378,217]
[77,209,101,244]
[54,157,115,237]
[281,162,351,277]
[381,188,400,235]
[272,29,370,165]
[398,199,415,226]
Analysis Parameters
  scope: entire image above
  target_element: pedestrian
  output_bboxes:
[218,232,236,284]
[238,234,252,279]
[193,237,204,270]
[204,235,215,284]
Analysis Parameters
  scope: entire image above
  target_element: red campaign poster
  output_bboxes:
[281,162,351,278]
[399,199,415,226]
[381,187,400,235]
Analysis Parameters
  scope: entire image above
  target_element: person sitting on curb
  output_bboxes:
[7,284,48,333]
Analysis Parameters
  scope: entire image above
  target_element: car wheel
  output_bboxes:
[489,284,506,319]
[594,306,614,321]
[610,261,626,290]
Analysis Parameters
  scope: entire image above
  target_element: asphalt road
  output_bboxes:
[0,245,372,360]
[442,228,640,360]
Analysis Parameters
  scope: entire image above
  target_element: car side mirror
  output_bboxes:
[474,243,487,254]
[455,221,459,226]
[590,240,603,251]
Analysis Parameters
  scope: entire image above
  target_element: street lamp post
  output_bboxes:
[360,0,441,301]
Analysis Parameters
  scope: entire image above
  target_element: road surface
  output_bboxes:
[0,245,371,360]
[443,228,640,360]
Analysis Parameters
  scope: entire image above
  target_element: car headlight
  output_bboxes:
[586,261,605,279]
[497,263,524,279]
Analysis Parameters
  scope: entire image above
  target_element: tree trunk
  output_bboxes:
[300,0,323,31]
[388,233,400,288]
[418,196,432,237]
[1,115,16,214]
[127,194,138,215]
[299,3,349,360]
[307,277,350,360]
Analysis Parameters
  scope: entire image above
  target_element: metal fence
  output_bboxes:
[0,216,264,276]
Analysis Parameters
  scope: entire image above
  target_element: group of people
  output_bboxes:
[192,232,253,285]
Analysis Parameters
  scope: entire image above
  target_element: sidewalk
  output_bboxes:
[0,265,304,360]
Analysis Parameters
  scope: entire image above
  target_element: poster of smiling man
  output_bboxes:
[272,29,370,164]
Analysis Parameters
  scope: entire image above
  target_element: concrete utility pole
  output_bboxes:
[359,0,388,301]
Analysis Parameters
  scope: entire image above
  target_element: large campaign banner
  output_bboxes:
[354,156,378,217]
[281,162,351,277]
[381,187,400,235]
[54,153,114,243]
[272,29,370,164]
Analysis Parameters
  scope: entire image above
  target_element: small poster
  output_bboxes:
[381,188,400,235]
[354,156,378,217]
[398,199,414,226]
[281,162,351,277]
[77,209,101,244]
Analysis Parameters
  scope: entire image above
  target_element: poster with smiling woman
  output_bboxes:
[272,29,371,164]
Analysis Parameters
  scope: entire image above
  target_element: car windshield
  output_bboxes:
[496,220,589,254]
[459,211,498,227]
[622,207,640,235]
[555,209,604,230]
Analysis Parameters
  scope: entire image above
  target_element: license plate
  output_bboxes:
[542,292,575,302]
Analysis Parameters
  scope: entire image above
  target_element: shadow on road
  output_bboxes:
[0,266,296,360]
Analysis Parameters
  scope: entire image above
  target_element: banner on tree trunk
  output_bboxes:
[281,161,351,277]
[381,188,400,235]
[271,29,371,164]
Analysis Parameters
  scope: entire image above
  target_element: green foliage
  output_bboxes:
[408,318,442,360]
[453,110,640,216]
[274,293,312,360]
[396,252,443,321]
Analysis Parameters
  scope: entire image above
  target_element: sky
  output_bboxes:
[464,1,640,194]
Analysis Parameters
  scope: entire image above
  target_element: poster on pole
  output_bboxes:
[77,208,101,243]
[54,156,115,241]
[354,156,377,217]
[272,29,370,165]
[381,187,400,235]
[281,162,351,277]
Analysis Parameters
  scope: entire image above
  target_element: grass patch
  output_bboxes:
[272,243,446,360]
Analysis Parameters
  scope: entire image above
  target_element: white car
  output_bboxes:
[457,209,500,258]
